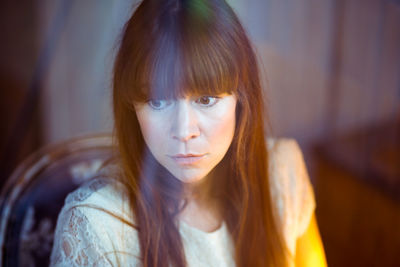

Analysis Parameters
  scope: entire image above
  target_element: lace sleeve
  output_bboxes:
[50,177,141,266]
[50,206,113,266]
[268,138,316,253]
[288,139,316,238]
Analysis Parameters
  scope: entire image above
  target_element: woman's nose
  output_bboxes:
[171,100,200,142]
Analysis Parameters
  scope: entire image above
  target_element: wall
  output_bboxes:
[38,0,400,149]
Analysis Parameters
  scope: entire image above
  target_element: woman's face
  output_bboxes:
[134,94,237,184]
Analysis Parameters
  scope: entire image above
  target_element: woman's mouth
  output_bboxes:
[169,154,207,165]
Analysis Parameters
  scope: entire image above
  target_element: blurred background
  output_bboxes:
[1,0,399,266]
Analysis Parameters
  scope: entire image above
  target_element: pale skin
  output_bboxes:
[134,93,327,266]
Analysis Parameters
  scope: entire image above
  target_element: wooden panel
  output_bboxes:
[313,120,400,266]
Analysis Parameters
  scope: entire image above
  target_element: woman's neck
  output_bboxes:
[177,169,224,232]
[177,197,222,233]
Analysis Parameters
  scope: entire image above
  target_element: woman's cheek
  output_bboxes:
[209,101,236,136]
[140,113,167,147]
[200,104,236,149]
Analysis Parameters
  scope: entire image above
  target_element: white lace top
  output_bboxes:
[50,138,315,266]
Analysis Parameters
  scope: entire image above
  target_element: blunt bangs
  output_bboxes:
[126,40,241,104]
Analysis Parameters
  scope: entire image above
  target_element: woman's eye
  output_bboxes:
[195,96,219,107]
[148,99,172,110]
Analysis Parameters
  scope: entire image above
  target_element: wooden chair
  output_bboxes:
[0,134,113,266]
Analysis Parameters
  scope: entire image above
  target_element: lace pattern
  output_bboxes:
[51,206,113,266]
[50,170,141,267]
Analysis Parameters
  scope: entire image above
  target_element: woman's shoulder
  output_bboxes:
[266,137,301,157]
[266,136,307,198]
[63,164,134,224]
[51,165,140,266]
[265,136,313,201]
[266,137,307,177]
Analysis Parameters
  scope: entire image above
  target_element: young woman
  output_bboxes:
[51,0,327,266]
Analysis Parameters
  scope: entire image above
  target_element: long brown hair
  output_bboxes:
[113,0,288,266]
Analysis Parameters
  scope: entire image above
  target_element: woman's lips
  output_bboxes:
[169,154,207,165]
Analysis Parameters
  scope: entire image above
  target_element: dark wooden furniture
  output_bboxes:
[0,134,113,267]
[312,120,400,266]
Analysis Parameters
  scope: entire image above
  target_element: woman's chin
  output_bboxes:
[168,169,209,185]
[179,176,206,185]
